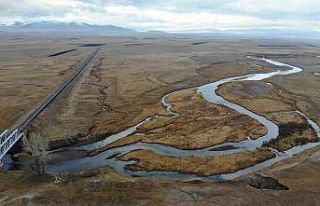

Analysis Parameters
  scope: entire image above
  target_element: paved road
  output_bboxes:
[13,47,102,132]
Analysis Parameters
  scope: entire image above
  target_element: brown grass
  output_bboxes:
[266,122,317,151]
[120,149,275,176]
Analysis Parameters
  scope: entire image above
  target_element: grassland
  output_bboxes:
[1,34,320,205]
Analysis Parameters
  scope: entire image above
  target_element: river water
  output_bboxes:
[48,56,320,181]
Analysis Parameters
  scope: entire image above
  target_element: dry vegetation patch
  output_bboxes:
[265,122,317,151]
[119,149,275,176]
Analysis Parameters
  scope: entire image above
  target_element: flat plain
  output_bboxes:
[1,34,320,205]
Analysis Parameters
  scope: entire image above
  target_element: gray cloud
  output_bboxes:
[0,0,69,17]
[0,0,319,32]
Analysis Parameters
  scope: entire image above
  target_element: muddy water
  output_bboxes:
[48,57,320,181]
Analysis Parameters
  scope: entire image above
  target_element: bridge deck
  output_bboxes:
[0,130,24,160]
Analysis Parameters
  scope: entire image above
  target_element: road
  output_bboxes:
[13,47,102,132]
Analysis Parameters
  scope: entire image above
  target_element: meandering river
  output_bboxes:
[48,56,320,181]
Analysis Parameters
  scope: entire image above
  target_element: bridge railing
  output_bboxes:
[0,130,24,161]
[0,130,9,145]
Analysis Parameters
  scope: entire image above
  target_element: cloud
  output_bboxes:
[0,0,319,32]
[0,0,74,16]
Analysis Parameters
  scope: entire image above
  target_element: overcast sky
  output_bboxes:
[1,0,320,32]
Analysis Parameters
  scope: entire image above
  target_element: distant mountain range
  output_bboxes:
[1,21,319,39]
[211,28,320,40]
[0,21,137,35]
